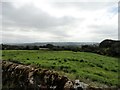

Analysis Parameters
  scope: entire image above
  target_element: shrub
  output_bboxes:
[64,59,67,62]
[2,55,5,56]
[71,69,77,73]
[94,72,103,77]
[53,62,56,65]
[96,64,103,68]
[55,58,58,60]
[60,66,64,70]
[104,68,109,71]
[58,61,61,63]
[89,63,95,67]
[59,66,70,70]
[75,59,79,61]
[111,69,117,72]
[80,59,84,62]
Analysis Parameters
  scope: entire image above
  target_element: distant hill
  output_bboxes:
[3,42,99,47]
[99,39,120,48]
[2,39,119,57]
[99,39,120,56]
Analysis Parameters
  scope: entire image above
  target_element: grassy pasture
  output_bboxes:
[1,50,118,87]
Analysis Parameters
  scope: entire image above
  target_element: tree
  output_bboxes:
[46,44,54,49]
[25,46,30,50]
[33,46,39,50]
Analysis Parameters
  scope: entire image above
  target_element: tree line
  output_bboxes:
[1,39,120,57]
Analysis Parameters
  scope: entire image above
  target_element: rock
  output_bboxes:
[74,80,88,90]
[2,60,119,90]
[64,80,74,90]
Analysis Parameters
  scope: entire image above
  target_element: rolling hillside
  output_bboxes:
[2,50,118,87]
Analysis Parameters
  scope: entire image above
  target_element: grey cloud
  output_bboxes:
[2,2,80,41]
[2,33,34,43]
[86,24,118,41]
[2,2,76,29]
[49,27,71,37]
[2,1,118,43]
[89,25,117,37]
[52,2,116,11]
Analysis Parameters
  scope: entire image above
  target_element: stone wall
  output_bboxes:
[1,60,118,90]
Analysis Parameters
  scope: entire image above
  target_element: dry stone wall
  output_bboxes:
[1,60,118,90]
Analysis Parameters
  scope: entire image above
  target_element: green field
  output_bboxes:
[2,50,118,87]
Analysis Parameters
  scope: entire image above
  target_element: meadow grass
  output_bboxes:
[1,50,118,87]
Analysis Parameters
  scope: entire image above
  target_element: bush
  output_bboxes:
[71,69,77,73]
[53,62,56,65]
[59,66,70,70]
[111,69,117,72]
[80,59,84,62]
[58,61,61,63]
[104,68,109,71]
[96,64,103,68]
[89,63,95,67]
[64,59,67,62]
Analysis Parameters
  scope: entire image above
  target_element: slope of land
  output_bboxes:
[2,50,118,87]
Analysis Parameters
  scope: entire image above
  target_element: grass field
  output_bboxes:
[2,50,118,87]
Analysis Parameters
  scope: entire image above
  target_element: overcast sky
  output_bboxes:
[1,0,119,43]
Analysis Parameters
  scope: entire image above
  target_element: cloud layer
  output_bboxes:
[1,1,118,43]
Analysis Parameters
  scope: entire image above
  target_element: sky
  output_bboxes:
[1,0,119,43]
